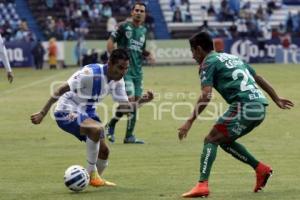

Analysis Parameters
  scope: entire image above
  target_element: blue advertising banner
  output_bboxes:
[223,38,300,64]
[0,41,33,68]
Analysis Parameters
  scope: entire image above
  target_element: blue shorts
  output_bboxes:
[54,111,104,142]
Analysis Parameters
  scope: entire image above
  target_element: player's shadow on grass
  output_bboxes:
[64,185,142,196]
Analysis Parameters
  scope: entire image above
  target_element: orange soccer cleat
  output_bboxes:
[182,181,210,198]
[89,171,105,187]
[254,162,273,192]
[89,171,116,187]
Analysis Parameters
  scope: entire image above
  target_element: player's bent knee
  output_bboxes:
[86,126,103,142]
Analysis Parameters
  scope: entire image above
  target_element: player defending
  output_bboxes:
[106,2,155,144]
[31,49,153,187]
[0,34,13,83]
[178,32,294,198]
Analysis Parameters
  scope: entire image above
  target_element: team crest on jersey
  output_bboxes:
[125,31,132,39]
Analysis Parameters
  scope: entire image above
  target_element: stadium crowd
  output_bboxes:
[169,0,300,40]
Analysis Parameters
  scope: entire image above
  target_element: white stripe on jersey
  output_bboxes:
[55,64,128,115]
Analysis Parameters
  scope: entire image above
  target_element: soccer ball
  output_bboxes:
[64,165,90,192]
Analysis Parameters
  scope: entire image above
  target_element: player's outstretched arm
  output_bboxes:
[178,86,212,140]
[31,83,70,124]
[254,74,294,109]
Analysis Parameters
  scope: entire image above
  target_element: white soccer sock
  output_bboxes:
[96,159,108,176]
[86,137,100,174]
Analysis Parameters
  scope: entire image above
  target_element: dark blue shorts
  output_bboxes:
[54,111,104,142]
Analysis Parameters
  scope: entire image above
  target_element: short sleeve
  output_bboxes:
[110,78,128,102]
[110,23,124,43]
[200,62,216,87]
[244,62,257,76]
[67,68,93,93]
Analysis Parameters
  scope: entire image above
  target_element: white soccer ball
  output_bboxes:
[64,165,90,192]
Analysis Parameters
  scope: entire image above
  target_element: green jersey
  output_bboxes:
[200,52,268,105]
[110,21,147,77]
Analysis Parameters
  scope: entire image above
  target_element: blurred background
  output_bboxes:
[0,0,300,68]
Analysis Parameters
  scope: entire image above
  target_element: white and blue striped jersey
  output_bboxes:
[55,63,128,115]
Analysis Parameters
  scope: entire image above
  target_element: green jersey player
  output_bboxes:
[178,32,294,198]
[106,2,155,144]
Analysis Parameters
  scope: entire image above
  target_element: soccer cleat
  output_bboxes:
[102,179,117,187]
[89,171,105,187]
[182,181,210,198]
[254,162,273,192]
[123,135,144,144]
[105,124,115,143]
[89,171,116,187]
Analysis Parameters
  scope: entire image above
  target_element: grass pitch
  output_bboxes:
[0,64,299,200]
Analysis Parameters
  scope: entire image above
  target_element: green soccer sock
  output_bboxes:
[108,111,124,129]
[199,143,218,182]
[220,141,259,169]
[125,110,137,138]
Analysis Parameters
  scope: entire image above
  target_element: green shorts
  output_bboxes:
[214,102,266,140]
[124,75,143,97]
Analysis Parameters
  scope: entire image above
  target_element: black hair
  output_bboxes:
[189,31,214,52]
[110,48,129,64]
[131,2,147,12]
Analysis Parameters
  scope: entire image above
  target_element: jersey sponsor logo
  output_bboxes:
[231,122,247,135]
[202,147,212,174]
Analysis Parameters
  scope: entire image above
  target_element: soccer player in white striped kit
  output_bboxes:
[31,49,153,187]
[0,34,13,83]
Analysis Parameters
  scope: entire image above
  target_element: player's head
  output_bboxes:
[108,49,129,81]
[131,2,146,24]
[189,31,214,64]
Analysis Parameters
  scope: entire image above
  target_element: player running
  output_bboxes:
[178,32,294,198]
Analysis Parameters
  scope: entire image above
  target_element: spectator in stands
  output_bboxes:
[45,0,55,10]
[291,11,300,33]
[207,1,216,16]
[55,18,65,40]
[44,16,57,39]
[145,12,155,39]
[106,16,117,38]
[285,11,294,33]
[31,40,45,70]
[173,7,183,22]
[229,0,240,15]
[218,0,234,21]
[236,17,248,38]
[198,20,217,37]
[48,37,58,69]
[257,20,272,57]
[228,21,238,38]
[255,4,266,20]
[170,0,181,12]
[116,0,131,15]
[15,20,35,42]
[63,26,77,40]
[102,2,112,18]
[75,17,89,39]
[182,4,192,22]
[90,4,101,22]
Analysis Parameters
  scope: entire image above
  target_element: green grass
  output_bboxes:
[0,65,299,200]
